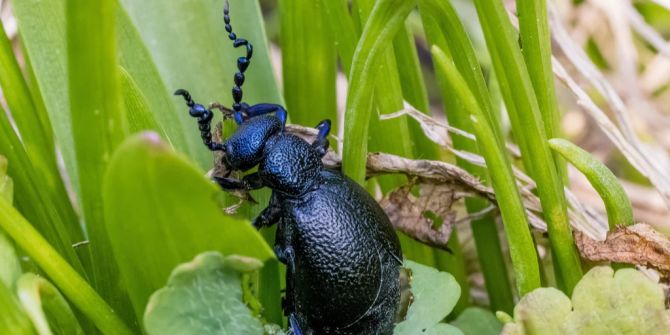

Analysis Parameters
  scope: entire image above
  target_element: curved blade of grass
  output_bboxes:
[419,0,514,312]
[17,273,84,335]
[342,0,417,184]
[0,198,133,335]
[473,0,582,294]
[432,46,541,295]
[549,139,634,228]
[517,0,566,183]
[279,0,337,129]
[103,132,274,321]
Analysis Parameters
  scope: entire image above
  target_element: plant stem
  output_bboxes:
[517,0,567,184]
[473,0,583,294]
[432,46,541,296]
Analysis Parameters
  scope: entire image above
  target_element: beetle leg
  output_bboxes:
[213,172,264,191]
[241,103,288,126]
[311,119,331,158]
[253,193,281,229]
[174,89,225,151]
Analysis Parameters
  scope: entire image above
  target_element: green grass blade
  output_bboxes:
[0,198,133,335]
[419,0,514,312]
[119,67,165,136]
[1,18,83,250]
[116,9,193,157]
[517,0,566,183]
[320,0,358,75]
[103,132,274,321]
[473,0,582,294]
[342,0,417,184]
[549,139,634,228]
[392,23,440,160]
[432,46,541,296]
[279,0,338,129]
[10,0,81,192]
[354,0,446,273]
[0,32,86,279]
[66,0,133,325]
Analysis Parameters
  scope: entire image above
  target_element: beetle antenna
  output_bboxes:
[224,0,253,113]
[174,89,224,151]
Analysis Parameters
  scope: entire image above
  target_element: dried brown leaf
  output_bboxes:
[379,183,456,251]
[575,223,670,277]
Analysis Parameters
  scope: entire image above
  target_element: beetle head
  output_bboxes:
[221,115,283,171]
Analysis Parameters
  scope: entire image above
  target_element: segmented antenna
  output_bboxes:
[174,89,223,151]
[224,0,254,112]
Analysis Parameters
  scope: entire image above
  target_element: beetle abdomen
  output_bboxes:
[280,169,401,334]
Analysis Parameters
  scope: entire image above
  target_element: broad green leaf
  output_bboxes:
[0,198,133,335]
[144,252,264,335]
[500,266,670,335]
[451,307,503,335]
[103,132,274,321]
[0,281,35,335]
[394,260,461,335]
[16,274,84,335]
[424,323,465,335]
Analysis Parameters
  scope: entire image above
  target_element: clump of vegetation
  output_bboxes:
[1,0,670,334]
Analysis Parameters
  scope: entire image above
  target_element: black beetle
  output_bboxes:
[175,2,403,334]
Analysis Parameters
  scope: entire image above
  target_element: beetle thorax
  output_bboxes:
[258,133,323,196]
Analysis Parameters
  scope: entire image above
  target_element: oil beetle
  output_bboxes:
[175,2,403,334]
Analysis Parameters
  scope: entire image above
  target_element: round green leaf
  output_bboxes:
[144,251,263,335]
[394,260,461,335]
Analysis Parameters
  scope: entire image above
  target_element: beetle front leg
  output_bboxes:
[213,172,264,191]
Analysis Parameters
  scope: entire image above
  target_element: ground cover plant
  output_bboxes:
[1,0,670,334]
